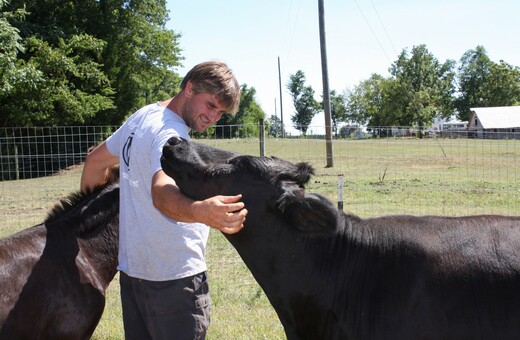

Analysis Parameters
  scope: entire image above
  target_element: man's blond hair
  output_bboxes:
[181,61,241,115]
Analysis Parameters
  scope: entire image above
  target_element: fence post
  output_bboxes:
[337,174,344,210]
[259,119,265,157]
[14,144,19,180]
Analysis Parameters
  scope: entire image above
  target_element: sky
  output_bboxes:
[166,0,520,134]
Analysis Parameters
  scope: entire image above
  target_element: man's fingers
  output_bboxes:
[222,209,247,223]
[225,202,246,213]
[218,194,243,203]
[220,222,245,235]
[215,195,246,214]
[219,209,247,234]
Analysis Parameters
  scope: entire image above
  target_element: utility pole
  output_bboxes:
[318,0,334,167]
[278,56,285,138]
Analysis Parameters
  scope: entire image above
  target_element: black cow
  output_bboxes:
[161,137,520,340]
[0,168,119,339]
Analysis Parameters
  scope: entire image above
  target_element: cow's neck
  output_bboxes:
[226,217,351,338]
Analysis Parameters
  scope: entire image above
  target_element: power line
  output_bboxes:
[353,0,393,64]
[281,0,303,63]
[369,0,398,56]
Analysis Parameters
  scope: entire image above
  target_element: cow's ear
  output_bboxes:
[276,186,339,236]
[293,162,314,185]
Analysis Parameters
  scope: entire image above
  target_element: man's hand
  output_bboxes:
[194,194,247,234]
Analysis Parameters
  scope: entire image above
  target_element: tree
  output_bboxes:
[345,44,519,131]
[346,45,456,133]
[484,61,520,107]
[345,74,404,129]
[456,46,520,121]
[98,0,183,122]
[1,33,115,126]
[345,75,382,127]
[267,114,282,137]
[454,46,493,121]
[287,70,320,135]
[3,0,182,125]
[327,90,348,135]
[0,0,43,126]
[204,84,265,138]
[389,44,456,129]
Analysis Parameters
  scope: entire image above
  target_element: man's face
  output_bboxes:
[182,83,226,132]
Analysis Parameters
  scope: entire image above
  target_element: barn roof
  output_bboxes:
[470,106,520,129]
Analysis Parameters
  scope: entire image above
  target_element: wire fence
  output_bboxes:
[1,125,520,227]
[1,125,519,338]
[0,126,115,180]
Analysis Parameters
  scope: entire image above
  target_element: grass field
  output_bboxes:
[1,137,519,339]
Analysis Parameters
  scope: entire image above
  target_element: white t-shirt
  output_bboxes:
[106,102,209,281]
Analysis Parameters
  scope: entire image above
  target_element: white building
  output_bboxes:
[467,106,520,139]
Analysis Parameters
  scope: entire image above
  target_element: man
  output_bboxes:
[80,61,248,339]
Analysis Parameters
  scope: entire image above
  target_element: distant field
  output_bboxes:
[203,137,520,217]
[1,137,519,339]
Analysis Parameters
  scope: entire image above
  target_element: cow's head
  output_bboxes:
[161,137,339,236]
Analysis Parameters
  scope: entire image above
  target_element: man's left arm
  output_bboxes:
[80,141,119,192]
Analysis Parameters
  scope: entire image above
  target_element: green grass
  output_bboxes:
[1,137,519,339]
[202,137,520,217]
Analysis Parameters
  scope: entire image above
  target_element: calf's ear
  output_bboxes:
[277,188,339,236]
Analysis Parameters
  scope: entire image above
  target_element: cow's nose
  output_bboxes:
[167,136,182,146]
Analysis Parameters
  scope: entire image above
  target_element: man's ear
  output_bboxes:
[184,80,194,96]
[276,187,339,236]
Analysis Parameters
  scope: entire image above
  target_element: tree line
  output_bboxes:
[283,45,520,135]
[2,0,519,138]
[0,0,264,129]
[0,0,265,179]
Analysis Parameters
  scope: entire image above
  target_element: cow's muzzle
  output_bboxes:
[166,136,183,146]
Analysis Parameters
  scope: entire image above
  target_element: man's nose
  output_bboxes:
[208,109,223,122]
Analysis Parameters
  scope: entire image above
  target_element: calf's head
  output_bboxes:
[161,137,339,235]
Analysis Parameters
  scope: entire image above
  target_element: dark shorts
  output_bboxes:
[119,271,211,340]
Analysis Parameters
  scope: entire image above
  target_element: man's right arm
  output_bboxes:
[151,170,247,234]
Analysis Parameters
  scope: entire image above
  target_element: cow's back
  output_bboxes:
[344,214,520,339]
[358,215,520,274]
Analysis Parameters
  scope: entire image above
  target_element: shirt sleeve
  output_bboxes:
[150,127,181,175]
[105,126,123,157]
